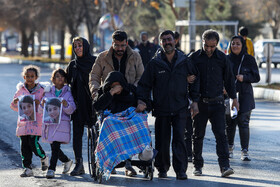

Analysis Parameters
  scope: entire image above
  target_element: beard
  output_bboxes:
[163,44,174,54]
[114,50,125,57]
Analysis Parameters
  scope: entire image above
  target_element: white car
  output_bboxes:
[254,39,280,68]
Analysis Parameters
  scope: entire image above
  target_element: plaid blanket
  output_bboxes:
[95,107,151,179]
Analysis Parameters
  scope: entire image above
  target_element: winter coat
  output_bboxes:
[137,49,200,117]
[41,85,76,144]
[137,41,158,68]
[89,45,144,97]
[93,71,137,114]
[66,37,96,126]
[228,36,260,113]
[10,82,45,137]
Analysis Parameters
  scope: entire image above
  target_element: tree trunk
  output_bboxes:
[30,32,35,57]
[0,32,2,54]
[48,26,52,59]
[21,30,29,57]
[37,31,42,57]
[60,29,65,61]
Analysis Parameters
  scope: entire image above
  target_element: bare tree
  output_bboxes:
[262,0,280,39]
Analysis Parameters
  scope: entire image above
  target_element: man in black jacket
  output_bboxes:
[190,29,239,177]
[137,31,157,68]
[136,30,200,180]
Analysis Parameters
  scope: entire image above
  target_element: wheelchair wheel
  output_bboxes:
[144,161,154,180]
[97,168,103,184]
[87,127,97,180]
[148,160,154,180]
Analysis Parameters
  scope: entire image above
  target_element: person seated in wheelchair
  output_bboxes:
[93,71,139,177]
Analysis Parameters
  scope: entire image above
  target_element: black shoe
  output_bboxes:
[221,167,234,177]
[176,172,188,180]
[125,167,137,177]
[70,158,85,176]
[193,167,202,176]
[124,160,137,177]
[158,172,167,178]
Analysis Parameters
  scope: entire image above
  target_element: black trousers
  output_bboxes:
[193,100,230,169]
[72,118,85,160]
[154,109,188,174]
[20,135,46,169]
[226,111,252,151]
[185,109,193,157]
[49,141,70,171]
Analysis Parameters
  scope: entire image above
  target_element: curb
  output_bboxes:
[253,87,280,102]
[0,56,67,69]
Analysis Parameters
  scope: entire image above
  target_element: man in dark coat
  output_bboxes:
[136,30,200,180]
[66,37,96,176]
[190,29,239,177]
[137,31,158,68]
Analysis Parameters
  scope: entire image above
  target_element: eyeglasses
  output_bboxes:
[113,44,127,48]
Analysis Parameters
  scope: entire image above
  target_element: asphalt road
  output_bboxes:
[0,61,279,187]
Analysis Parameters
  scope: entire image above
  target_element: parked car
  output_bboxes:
[254,39,280,68]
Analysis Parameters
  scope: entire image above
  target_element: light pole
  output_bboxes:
[189,0,196,51]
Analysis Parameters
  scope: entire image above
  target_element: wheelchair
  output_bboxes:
[87,109,154,184]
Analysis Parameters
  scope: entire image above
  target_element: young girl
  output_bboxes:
[10,65,49,177]
[41,68,76,179]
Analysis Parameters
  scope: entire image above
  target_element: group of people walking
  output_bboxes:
[10,27,260,181]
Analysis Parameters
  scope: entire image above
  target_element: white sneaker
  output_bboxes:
[20,168,33,177]
[41,156,49,171]
[46,169,55,179]
[241,149,251,161]
[62,160,73,174]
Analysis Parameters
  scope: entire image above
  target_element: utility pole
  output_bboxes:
[189,0,196,51]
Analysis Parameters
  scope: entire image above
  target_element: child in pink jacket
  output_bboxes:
[41,68,76,179]
[10,65,49,177]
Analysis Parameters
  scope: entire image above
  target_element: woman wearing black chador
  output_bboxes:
[66,37,96,176]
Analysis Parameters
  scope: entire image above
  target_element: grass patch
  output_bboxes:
[255,83,280,90]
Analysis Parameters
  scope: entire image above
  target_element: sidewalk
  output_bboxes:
[254,87,280,102]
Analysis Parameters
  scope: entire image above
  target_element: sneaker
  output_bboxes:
[193,167,202,176]
[20,168,33,177]
[221,167,234,177]
[46,169,55,179]
[241,149,251,161]
[41,156,49,171]
[229,145,234,158]
[62,160,73,174]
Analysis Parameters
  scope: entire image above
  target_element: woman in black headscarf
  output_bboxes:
[226,35,260,161]
[66,37,96,176]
